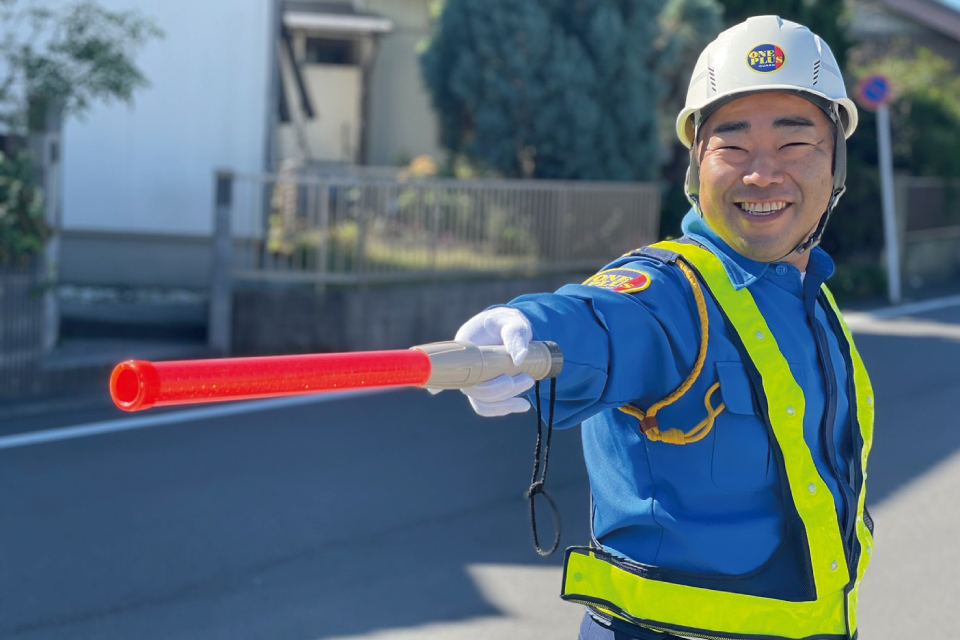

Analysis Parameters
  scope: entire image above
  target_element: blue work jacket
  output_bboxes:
[509,210,856,578]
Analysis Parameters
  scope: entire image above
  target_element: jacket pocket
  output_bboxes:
[711,362,774,492]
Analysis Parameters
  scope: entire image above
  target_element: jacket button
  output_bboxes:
[867,396,873,406]
[755,331,764,341]
[867,546,872,556]
[808,484,817,494]
[831,561,839,571]
[786,406,796,416]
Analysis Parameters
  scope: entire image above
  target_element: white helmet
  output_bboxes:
[677,15,857,147]
[678,16,859,257]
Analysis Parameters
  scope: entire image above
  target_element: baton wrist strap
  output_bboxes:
[528,377,561,556]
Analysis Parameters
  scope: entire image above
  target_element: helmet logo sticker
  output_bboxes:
[747,44,786,73]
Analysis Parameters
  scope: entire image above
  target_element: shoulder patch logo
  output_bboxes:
[747,43,786,73]
[583,268,652,294]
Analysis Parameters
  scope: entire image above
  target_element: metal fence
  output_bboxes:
[0,260,44,396]
[224,172,662,286]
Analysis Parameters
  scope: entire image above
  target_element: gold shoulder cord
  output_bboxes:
[619,260,725,445]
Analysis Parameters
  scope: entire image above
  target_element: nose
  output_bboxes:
[742,153,784,188]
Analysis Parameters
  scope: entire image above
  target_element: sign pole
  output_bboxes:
[875,105,901,304]
[857,74,900,305]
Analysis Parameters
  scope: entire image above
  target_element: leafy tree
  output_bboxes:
[0,0,161,264]
[421,0,712,182]
[0,0,163,133]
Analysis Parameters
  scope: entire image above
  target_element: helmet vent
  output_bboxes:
[813,60,821,86]
[709,67,717,93]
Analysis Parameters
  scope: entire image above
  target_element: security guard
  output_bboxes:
[455,16,875,640]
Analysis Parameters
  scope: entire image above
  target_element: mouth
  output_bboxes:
[734,201,791,218]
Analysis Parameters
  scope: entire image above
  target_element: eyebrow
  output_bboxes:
[710,117,817,135]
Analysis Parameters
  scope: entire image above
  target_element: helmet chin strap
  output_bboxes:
[684,109,707,215]
[685,102,849,264]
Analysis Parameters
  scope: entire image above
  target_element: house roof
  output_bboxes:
[877,0,960,42]
[283,2,393,34]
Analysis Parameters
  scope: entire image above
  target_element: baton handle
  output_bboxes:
[417,340,562,390]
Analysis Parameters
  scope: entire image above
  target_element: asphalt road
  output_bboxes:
[2,299,960,640]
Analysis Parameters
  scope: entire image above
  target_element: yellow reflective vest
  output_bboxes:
[561,241,875,640]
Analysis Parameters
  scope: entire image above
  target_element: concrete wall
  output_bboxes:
[233,273,592,354]
[60,231,213,289]
[62,0,272,236]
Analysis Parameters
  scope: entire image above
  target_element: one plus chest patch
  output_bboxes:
[583,268,652,294]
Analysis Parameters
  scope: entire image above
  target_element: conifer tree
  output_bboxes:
[421,0,682,181]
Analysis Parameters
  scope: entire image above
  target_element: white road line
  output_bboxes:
[0,389,384,451]
[853,294,960,321]
[843,294,960,329]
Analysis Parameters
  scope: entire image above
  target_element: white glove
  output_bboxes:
[454,307,535,417]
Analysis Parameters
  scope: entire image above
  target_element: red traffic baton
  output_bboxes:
[110,341,563,412]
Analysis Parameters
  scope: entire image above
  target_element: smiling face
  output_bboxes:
[694,92,835,269]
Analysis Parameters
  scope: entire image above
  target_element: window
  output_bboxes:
[304,38,357,65]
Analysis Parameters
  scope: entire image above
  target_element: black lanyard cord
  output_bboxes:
[528,377,561,556]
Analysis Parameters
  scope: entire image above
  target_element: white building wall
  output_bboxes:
[277,62,363,163]
[62,0,272,236]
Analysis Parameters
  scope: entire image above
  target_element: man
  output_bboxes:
[454,16,875,640]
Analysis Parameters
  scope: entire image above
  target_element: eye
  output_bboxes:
[780,142,812,150]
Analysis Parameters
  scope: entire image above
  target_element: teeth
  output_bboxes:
[738,201,787,215]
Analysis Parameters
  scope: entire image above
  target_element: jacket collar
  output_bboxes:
[680,209,835,291]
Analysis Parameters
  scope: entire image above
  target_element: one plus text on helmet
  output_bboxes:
[747,44,786,73]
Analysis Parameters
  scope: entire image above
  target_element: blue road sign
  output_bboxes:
[857,75,892,111]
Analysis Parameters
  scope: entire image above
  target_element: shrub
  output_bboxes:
[0,151,49,266]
